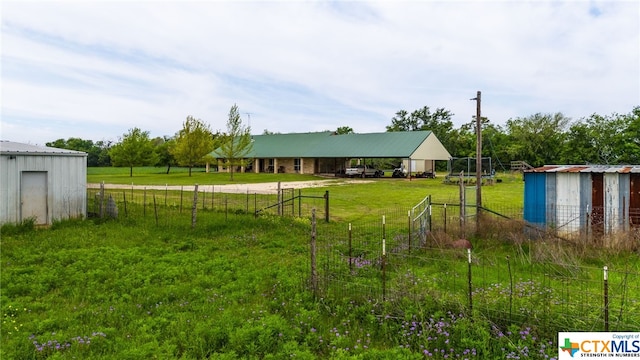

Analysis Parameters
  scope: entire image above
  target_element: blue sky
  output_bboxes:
[1,0,638,146]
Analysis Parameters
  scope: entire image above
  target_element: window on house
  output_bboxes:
[294,158,301,172]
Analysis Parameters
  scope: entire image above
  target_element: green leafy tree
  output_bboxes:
[561,107,640,165]
[46,137,111,166]
[215,104,253,181]
[562,121,598,164]
[335,126,354,134]
[387,106,454,146]
[94,140,112,166]
[152,136,176,174]
[387,106,455,170]
[171,116,216,177]
[109,128,156,177]
[621,106,640,164]
[505,113,570,167]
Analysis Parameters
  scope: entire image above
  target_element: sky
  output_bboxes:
[1,0,639,146]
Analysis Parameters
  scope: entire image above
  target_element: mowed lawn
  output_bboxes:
[88,167,524,219]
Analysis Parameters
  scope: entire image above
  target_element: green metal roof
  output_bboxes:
[219,130,445,159]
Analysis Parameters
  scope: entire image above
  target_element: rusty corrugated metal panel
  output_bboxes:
[530,165,640,174]
[527,165,560,172]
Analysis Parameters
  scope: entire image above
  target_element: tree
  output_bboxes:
[215,104,253,181]
[46,137,111,166]
[335,126,354,134]
[109,128,156,177]
[621,106,640,164]
[171,116,215,177]
[152,136,176,174]
[562,121,598,164]
[387,106,455,170]
[505,113,570,167]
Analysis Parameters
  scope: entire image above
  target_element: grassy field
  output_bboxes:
[2,167,636,359]
[88,166,323,186]
[88,167,524,221]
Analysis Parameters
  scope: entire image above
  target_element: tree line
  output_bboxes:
[385,105,639,170]
[47,105,639,176]
[47,105,252,178]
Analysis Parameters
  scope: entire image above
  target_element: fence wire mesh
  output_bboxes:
[87,185,329,226]
[311,203,640,334]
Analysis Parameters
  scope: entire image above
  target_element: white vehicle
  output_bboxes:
[345,165,384,178]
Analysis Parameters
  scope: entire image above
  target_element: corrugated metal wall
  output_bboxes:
[555,172,581,234]
[524,168,640,238]
[631,174,640,227]
[524,172,546,225]
[0,154,86,225]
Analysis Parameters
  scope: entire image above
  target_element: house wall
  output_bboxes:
[271,158,316,174]
[0,154,87,225]
[401,159,436,173]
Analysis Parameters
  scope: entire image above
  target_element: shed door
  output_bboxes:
[591,173,604,234]
[524,172,546,225]
[21,171,48,225]
[631,174,640,228]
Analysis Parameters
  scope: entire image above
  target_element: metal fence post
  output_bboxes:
[467,248,473,316]
[324,191,329,222]
[604,266,609,331]
[191,184,198,229]
[407,210,412,254]
[311,209,318,298]
[348,223,353,272]
[382,215,386,301]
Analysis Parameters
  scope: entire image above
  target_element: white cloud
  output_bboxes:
[1,0,638,145]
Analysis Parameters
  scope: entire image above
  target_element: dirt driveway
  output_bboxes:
[87,179,372,194]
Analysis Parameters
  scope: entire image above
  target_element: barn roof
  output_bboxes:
[0,141,87,157]
[526,165,640,174]
[214,131,451,160]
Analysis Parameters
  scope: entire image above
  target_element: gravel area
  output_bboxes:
[87,179,372,194]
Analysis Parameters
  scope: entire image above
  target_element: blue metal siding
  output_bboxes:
[524,172,547,225]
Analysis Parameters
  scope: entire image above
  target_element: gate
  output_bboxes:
[255,188,329,222]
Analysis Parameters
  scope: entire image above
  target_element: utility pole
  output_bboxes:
[471,91,482,230]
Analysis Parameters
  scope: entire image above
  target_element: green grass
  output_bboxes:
[87,166,321,185]
[89,167,524,222]
[1,212,581,359]
[3,168,635,359]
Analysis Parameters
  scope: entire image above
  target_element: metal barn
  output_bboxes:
[524,165,640,237]
[0,141,87,226]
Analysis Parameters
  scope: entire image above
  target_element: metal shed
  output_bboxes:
[0,141,87,226]
[524,165,640,237]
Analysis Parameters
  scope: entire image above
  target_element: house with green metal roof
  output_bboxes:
[213,130,451,175]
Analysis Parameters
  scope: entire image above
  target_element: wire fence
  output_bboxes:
[87,184,329,226]
[86,184,639,333]
[310,203,640,334]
